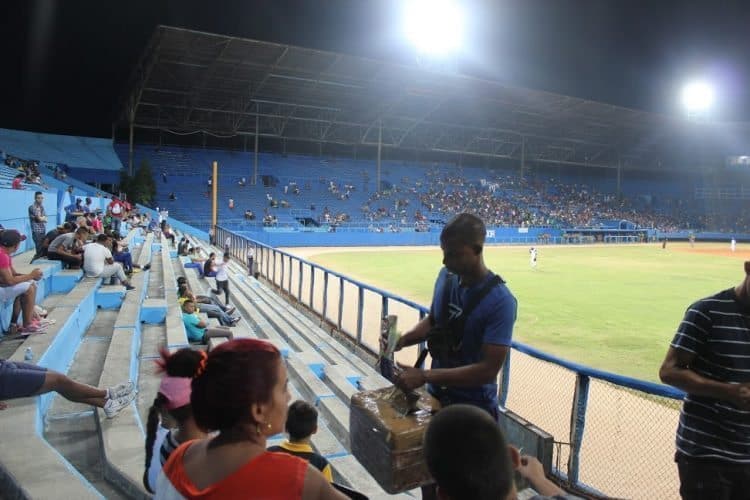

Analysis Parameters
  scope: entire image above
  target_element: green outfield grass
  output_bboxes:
[308,243,746,383]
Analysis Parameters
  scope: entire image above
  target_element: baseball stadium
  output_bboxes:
[1,3,749,499]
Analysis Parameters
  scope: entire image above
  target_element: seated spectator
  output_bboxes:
[0,358,135,418]
[111,234,148,275]
[144,348,208,494]
[82,233,135,290]
[183,247,206,277]
[176,277,235,315]
[162,223,176,248]
[34,222,75,262]
[177,237,189,256]
[177,284,239,327]
[89,212,103,233]
[424,404,577,500]
[169,192,177,201]
[155,339,345,499]
[244,209,255,220]
[11,173,24,190]
[268,400,333,482]
[75,215,89,230]
[180,300,233,344]
[147,217,160,235]
[47,226,89,269]
[203,253,217,278]
[0,230,46,335]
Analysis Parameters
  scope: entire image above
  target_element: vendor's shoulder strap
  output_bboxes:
[459,272,504,323]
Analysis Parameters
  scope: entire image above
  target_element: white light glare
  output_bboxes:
[681,81,715,113]
[403,0,464,55]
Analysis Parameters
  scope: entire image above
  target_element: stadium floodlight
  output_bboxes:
[403,0,465,56]
[681,81,715,115]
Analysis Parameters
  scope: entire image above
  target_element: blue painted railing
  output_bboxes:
[216,225,684,498]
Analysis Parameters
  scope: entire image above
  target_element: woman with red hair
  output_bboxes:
[154,339,346,499]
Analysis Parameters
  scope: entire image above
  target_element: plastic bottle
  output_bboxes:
[24,347,34,361]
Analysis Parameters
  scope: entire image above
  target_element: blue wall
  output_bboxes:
[0,189,60,253]
[238,227,560,247]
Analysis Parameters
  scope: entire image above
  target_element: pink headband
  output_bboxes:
[158,376,192,410]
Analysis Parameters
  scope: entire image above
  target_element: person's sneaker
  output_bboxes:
[103,391,136,418]
[226,306,236,315]
[124,284,136,291]
[230,316,241,326]
[142,264,151,271]
[107,381,135,399]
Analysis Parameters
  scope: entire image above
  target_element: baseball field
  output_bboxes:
[299,241,747,383]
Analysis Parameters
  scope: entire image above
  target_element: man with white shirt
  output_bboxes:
[211,253,231,305]
[83,234,135,290]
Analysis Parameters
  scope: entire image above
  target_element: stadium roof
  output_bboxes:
[117,25,747,171]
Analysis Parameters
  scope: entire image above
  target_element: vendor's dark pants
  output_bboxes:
[431,393,500,423]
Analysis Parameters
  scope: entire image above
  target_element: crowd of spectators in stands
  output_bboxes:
[5,154,49,189]
[249,165,734,234]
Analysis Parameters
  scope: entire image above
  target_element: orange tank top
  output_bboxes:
[160,441,307,499]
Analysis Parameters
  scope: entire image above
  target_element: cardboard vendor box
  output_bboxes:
[350,386,441,494]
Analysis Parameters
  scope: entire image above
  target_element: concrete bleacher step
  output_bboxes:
[236,273,380,377]
[136,324,168,426]
[232,272,394,395]
[329,455,417,499]
[44,309,129,500]
[93,237,157,499]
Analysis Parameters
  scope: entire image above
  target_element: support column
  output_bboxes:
[212,161,218,232]
[253,114,259,186]
[128,118,134,176]
[376,120,382,193]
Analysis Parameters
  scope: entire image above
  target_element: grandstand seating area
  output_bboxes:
[2,127,749,235]
[0,128,121,172]
[108,144,710,233]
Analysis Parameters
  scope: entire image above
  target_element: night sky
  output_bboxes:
[1,0,749,138]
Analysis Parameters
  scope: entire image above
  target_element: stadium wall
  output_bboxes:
[237,227,561,247]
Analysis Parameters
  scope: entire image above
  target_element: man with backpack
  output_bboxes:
[394,213,517,421]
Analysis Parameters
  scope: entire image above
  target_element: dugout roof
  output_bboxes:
[117,25,747,171]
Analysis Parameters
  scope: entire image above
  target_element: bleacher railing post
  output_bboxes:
[309,265,315,309]
[356,286,364,344]
[273,249,284,290]
[337,277,344,330]
[568,373,590,486]
[288,255,293,292]
[297,260,303,301]
[381,295,389,322]
[322,271,329,320]
[499,350,511,407]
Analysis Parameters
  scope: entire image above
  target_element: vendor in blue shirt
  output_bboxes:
[395,213,517,421]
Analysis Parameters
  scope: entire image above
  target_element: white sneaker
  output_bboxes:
[107,380,135,399]
[103,391,136,418]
